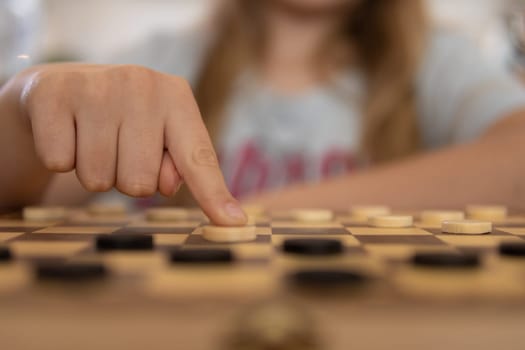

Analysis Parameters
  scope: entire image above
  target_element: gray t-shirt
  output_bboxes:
[110,29,525,198]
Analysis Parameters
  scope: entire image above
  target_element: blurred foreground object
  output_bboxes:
[226,301,320,350]
[0,0,42,82]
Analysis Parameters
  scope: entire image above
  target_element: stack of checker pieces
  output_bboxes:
[0,204,525,302]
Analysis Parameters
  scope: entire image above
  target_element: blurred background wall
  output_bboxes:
[1,0,524,80]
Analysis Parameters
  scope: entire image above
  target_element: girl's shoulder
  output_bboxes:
[420,29,487,70]
[416,28,525,147]
[418,28,512,81]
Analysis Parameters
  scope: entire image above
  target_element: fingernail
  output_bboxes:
[170,182,182,197]
[224,201,247,222]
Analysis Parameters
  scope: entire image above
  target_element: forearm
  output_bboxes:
[246,112,525,212]
[0,70,52,208]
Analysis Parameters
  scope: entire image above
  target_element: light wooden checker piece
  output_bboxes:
[23,206,67,221]
[9,241,89,258]
[368,215,413,228]
[202,225,257,243]
[33,226,120,235]
[441,220,492,235]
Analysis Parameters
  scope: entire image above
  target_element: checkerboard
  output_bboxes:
[2,207,525,350]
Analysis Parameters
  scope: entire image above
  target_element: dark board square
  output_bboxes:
[62,221,130,227]
[185,234,271,246]
[13,233,96,242]
[495,223,525,228]
[343,246,367,255]
[456,246,494,255]
[239,257,272,266]
[24,257,68,265]
[355,235,445,245]
[0,212,23,219]
[0,227,46,233]
[340,223,369,228]
[116,227,195,234]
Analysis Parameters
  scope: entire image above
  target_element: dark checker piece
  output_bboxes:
[289,269,367,288]
[170,248,234,264]
[283,238,343,256]
[0,246,12,262]
[499,242,525,257]
[36,262,107,282]
[412,252,480,268]
[96,234,154,251]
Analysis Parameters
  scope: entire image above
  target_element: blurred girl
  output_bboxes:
[127,0,524,208]
[1,0,524,221]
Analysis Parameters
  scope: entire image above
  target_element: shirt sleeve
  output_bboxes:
[416,31,525,148]
[102,29,209,86]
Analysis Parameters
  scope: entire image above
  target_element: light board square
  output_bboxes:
[498,228,525,236]
[153,234,189,246]
[10,241,89,257]
[0,232,24,242]
[437,234,524,248]
[34,226,120,234]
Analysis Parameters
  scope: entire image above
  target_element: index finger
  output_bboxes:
[163,83,247,226]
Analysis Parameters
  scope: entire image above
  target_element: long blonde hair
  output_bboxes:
[195,0,428,163]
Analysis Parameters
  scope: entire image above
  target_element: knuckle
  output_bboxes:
[112,65,156,86]
[22,71,54,112]
[174,76,192,93]
[81,74,112,107]
[24,70,85,115]
[117,178,157,197]
[41,154,74,173]
[172,77,196,106]
[191,144,219,168]
[108,65,160,107]
[80,175,114,193]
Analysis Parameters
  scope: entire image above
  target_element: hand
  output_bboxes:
[18,64,246,225]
